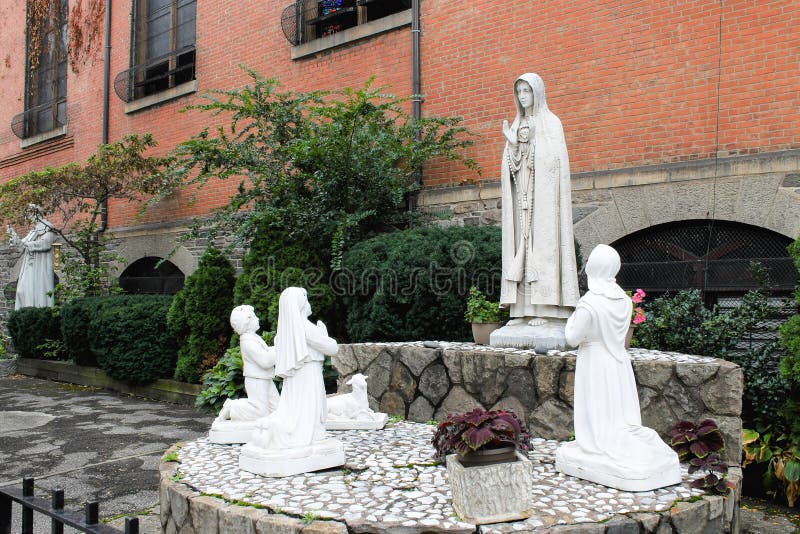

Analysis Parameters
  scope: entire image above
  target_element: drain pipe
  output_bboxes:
[98,0,112,238]
[408,0,422,217]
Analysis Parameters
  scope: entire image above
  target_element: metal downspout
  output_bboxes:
[99,0,112,235]
[408,0,422,217]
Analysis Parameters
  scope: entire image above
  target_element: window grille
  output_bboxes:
[613,220,797,295]
[612,219,799,350]
[114,0,196,103]
[282,0,411,45]
[12,0,68,139]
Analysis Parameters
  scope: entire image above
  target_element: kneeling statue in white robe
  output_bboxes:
[209,304,280,443]
[239,287,345,477]
[555,244,681,492]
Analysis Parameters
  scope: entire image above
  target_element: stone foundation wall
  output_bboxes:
[333,343,744,465]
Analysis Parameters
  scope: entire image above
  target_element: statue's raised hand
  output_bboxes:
[502,120,515,145]
[316,320,328,337]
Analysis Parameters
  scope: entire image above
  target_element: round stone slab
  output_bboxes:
[174,421,709,532]
[0,410,54,433]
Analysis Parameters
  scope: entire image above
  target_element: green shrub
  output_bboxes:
[634,289,769,358]
[88,294,176,384]
[341,225,502,342]
[233,224,336,335]
[465,286,508,324]
[195,345,244,413]
[61,298,102,366]
[733,341,792,428]
[6,307,63,360]
[167,248,236,383]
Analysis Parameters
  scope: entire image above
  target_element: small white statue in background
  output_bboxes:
[7,207,56,310]
[208,305,279,444]
[325,373,388,430]
[555,244,681,492]
[239,287,345,477]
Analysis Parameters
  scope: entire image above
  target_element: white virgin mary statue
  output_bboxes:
[491,73,579,349]
[7,213,56,310]
[239,287,345,477]
[555,245,681,491]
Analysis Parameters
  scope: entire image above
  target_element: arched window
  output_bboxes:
[118,257,185,295]
[612,220,796,297]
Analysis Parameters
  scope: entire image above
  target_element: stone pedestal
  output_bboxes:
[447,452,533,524]
[208,420,259,444]
[489,318,570,351]
[239,437,345,477]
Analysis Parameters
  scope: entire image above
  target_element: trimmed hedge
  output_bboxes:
[233,225,337,334]
[6,307,63,360]
[167,248,235,383]
[341,225,502,342]
[87,294,177,384]
[61,298,100,366]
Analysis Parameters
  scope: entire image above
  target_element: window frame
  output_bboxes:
[291,2,411,60]
[22,0,68,139]
[129,0,196,101]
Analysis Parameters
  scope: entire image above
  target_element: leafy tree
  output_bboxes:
[166,69,478,269]
[0,134,170,301]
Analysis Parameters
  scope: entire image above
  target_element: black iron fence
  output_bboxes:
[0,477,138,534]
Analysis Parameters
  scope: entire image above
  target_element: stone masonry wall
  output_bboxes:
[333,343,744,465]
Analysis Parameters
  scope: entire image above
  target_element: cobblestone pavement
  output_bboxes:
[0,375,213,533]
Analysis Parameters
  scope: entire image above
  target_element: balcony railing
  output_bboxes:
[11,98,67,140]
[113,47,196,103]
[281,0,411,45]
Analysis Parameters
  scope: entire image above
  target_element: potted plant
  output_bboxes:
[432,408,534,524]
[465,287,507,345]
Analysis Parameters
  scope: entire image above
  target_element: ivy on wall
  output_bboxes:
[26,0,105,74]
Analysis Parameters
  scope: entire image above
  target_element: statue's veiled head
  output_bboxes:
[585,244,626,299]
[513,73,548,117]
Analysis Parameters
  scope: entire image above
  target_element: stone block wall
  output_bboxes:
[333,343,744,465]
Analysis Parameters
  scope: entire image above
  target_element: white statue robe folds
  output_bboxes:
[499,73,579,319]
[250,288,338,451]
[15,222,55,309]
[559,291,680,484]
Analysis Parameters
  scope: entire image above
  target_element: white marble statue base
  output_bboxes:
[325,412,388,430]
[239,438,346,477]
[208,419,259,444]
[489,318,570,352]
[555,443,682,492]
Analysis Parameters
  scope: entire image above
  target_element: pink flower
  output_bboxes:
[633,307,646,324]
[631,288,646,304]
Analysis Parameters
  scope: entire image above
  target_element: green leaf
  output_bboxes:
[784,460,800,482]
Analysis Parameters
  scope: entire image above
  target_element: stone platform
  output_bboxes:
[161,421,741,533]
[334,343,744,464]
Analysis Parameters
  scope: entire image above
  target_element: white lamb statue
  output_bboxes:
[325,374,388,430]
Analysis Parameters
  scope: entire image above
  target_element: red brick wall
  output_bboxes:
[422,0,800,186]
[0,0,797,226]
